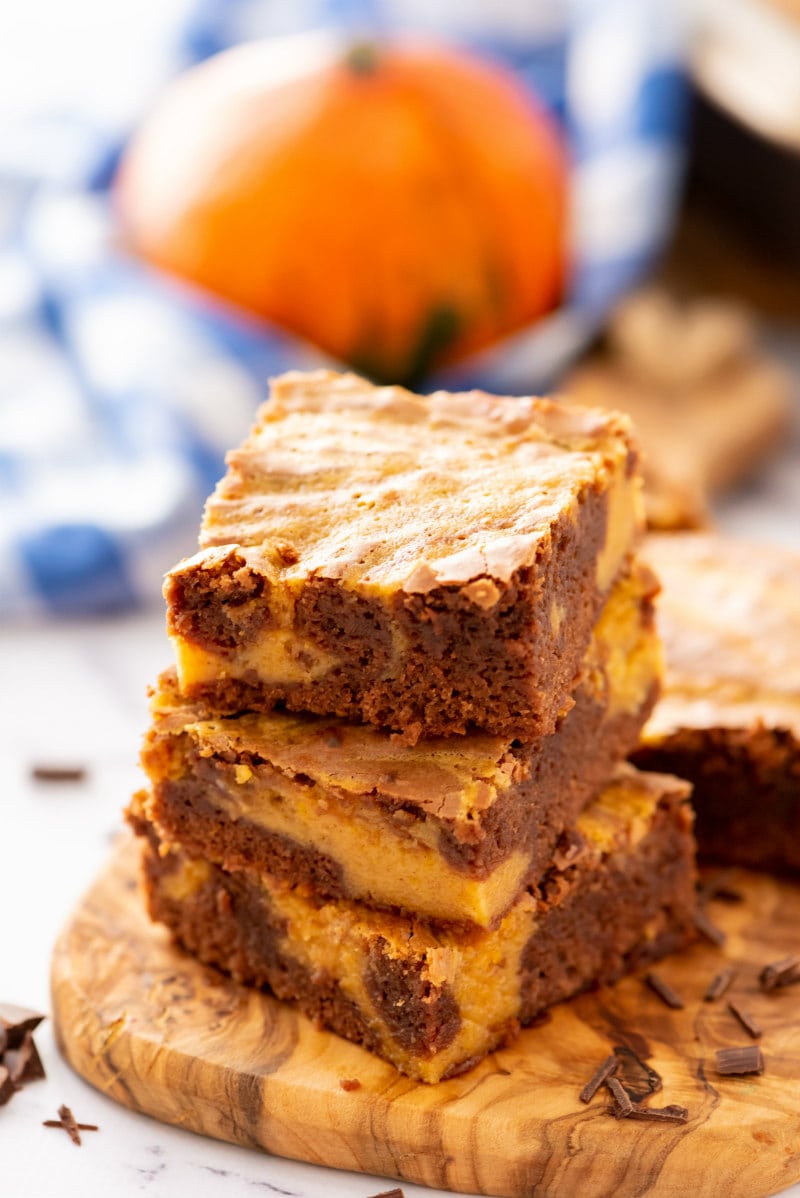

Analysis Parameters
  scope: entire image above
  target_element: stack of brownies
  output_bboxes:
[128,370,696,1083]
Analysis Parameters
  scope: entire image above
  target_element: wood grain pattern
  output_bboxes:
[52,835,800,1198]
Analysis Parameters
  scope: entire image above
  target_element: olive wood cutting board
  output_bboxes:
[52,834,800,1198]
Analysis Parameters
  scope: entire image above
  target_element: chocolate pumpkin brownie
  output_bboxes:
[142,562,661,928]
[633,533,800,872]
[166,370,643,740]
[132,764,696,1083]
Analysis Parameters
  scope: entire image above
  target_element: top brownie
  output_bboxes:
[166,370,643,739]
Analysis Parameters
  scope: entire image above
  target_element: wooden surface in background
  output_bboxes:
[52,835,800,1198]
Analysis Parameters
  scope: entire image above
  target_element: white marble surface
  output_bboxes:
[2,356,800,1198]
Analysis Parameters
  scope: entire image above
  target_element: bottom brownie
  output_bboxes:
[134,764,696,1083]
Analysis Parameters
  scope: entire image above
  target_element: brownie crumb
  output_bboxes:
[606,1076,633,1118]
[272,540,299,566]
[704,967,737,1002]
[715,1045,764,1076]
[693,907,726,948]
[759,955,800,992]
[339,1078,361,1092]
[645,972,685,1010]
[727,1001,762,1040]
[580,1054,618,1103]
[30,765,87,784]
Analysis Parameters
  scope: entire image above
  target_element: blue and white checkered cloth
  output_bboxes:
[0,0,686,617]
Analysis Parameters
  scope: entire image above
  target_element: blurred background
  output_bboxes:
[1,0,799,622]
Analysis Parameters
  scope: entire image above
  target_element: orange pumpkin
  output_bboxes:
[116,34,567,385]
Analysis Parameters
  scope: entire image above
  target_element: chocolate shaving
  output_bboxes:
[612,1045,662,1102]
[42,1105,98,1145]
[4,1030,46,1084]
[0,1003,45,1050]
[715,1045,764,1076]
[704,967,737,1002]
[645,972,685,1010]
[30,765,87,783]
[693,907,726,947]
[59,1105,83,1146]
[606,1076,633,1118]
[579,1054,618,1103]
[338,1078,361,1092]
[628,1103,689,1124]
[759,955,800,992]
[727,1001,762,1040]
[0,1066,15,1107]
[698,871,743,905]
[43,1120,99,1131]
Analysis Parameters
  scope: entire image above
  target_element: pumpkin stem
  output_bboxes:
[345,42,379,75]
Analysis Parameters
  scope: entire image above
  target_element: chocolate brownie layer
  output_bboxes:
[136,764,696,1083]
[142,563,661,928]
[166,370,643,740]
[634,533,800,871]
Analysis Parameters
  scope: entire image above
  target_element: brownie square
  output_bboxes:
[166,370,643,740]
[633,532,800,872]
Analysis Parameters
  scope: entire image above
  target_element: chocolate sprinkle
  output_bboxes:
[606,1076,633,1118]
[30,765,87,783]
[579,1054,618,1103]
[693,907,726,947]
[759,955,800,992]
[704,967,737,1002]
[715,1045,764,1076]
[339,1078,361,1092]
[645,972,685,1010]
[727,1001,762,1040]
